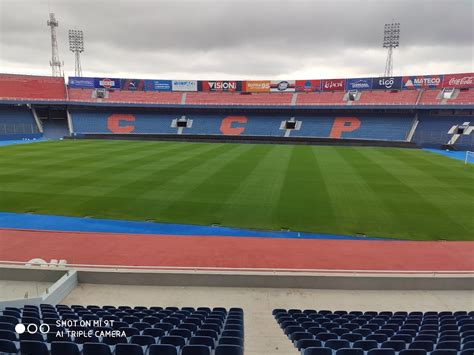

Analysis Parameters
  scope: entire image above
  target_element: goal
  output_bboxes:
[465,151,474,164]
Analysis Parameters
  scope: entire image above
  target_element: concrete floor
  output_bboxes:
[62,284,474,355]
[0,280,52,301]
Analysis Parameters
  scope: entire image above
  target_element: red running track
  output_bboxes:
[0,228,473,271]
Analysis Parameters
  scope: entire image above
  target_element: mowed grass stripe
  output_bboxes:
[349,147,472,240]
[0,140,472,240]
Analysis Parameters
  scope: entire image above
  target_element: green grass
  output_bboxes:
[0,139,473,240]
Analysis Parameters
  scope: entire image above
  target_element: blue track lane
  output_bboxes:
[0,212,387,240]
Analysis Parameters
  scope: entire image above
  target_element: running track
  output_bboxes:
[1,228,473,271]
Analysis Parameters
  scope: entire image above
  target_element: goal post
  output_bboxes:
[465,151,474,165]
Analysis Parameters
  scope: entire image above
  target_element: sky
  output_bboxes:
[0,0,472,80]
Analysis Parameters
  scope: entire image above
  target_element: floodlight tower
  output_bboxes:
[69,30,84,77]
[383,22,400,77]
[47,13,62,76]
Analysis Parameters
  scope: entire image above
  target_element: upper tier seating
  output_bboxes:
[185,92,293,106]
[0,304,244,355]
[68,89,183,105]
[0,74,66,101]
[273,309,474,355]
[353,90,419,106]
[296,92,346,105]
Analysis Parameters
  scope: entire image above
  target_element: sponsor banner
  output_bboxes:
[172,80,198,92]
[295,80,322,92]
[144,79,172,91]
[68,77,96,88]
[270,80,295,92]
[121,79,145,91]
[402,75,443,89]
[443,73,474,88]
[372,76,402,90]
[322,78,346,91]
[94,78,121,89]
[346,78,373,91]
[242,80,271,93]
[201,81,241,92]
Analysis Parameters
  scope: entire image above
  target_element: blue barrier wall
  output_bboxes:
[70,110,414,141]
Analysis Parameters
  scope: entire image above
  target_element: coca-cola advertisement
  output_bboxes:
[443,73,474,88]
[322,78,346,91]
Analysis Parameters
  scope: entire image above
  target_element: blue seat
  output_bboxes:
[291,331,313,342]
[336,349,364,355]
[189,336,215,349]
[0,330,17,341]
[115,343,144,355]
[130,335,156,346]
[143,327,165,338]
[0,316,17,325]
[353,340,379,351]
[148,344,179,355]
[325,339,351,350]
[462,341,474,350]
[20,340,49,355]
[341,333,363,343]
[367,349,396,355]
[430,351,458,355]
[218,336,244,347]
[316,333,338,342]
[221,330,243,338]
[181,344,211,355]
[0,322,15,332]
[119,326,140,337]
[409,341,434,351]
[381,340,406,351]
[160,335,186,348]
[399,350,427,355]
[195,330,218,340]
[82,342,112,355]
[0,339,17,353]
[303,347,333,355]
[214,344,243,355]
[154,322,174,332]
[436,341,461,350]
[366,333,388,343]
[50,341,80,355]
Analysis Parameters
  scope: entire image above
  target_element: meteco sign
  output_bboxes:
[372,76,402,90]
[443,73,474,88]
[202,81,240,92]
[322,79,346,91]
[403,75,443,89]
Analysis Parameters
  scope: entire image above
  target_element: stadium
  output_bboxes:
[0,1,473,355]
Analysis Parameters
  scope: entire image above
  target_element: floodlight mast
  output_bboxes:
[47,13,62,77]
[383,22,400,77]
[69,29,84,77]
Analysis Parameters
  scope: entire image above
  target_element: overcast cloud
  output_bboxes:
[0,0,472,80]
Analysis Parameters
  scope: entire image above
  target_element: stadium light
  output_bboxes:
[69,29,84,77]
[47,13,63,77]
[382,22,400,77]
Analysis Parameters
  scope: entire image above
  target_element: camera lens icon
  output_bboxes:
[15,323,26,334]
[15,323,50,334]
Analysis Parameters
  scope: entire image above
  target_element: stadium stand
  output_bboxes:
[70,110,414,141]
[185,92,294,106]
[296,92,347,105]
[0,106,41,140]
[353,90,419,106]
[68,88,183,105]
[0,305,244,355]
[273,309,474,355]
[0,74,66,101]
[417,90,443,105]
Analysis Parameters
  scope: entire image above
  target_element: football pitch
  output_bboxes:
[0,139,472,241]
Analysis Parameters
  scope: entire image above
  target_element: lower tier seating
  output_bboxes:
[0,304,244,355]
[273,309,474,355]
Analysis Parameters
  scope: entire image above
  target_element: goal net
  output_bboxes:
[465,151,474,165]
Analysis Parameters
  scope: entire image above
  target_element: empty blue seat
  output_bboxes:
[462,341,474,350]
[119,326,140,337]
[336,349,364,355]
[341,333,363,343]
[366,333,388,343]
[20,340,49,355]
[325,339,351,350]
[214,344,243,355]
[0,339,18,353]
[367,349,396,355]
[303,347,333,355]
[0,316,17,325]
[181,344,211,355]
[399,350,427,355]
[50,341,80,355]
[381,340,406,351]
[409,341,434,351]
[219,336,244,347]
[430,351,458,355]
[115,343,144,355]
[130,334,155,346]
[316,333,338,342]
[0,330,17,341]
[82,342,112,355]
[0,322,15,332]
[436,341,461,350]
[160,335,186,348]
[148,344,179,355]
[353,340,379,351]
[189,335,215,349]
